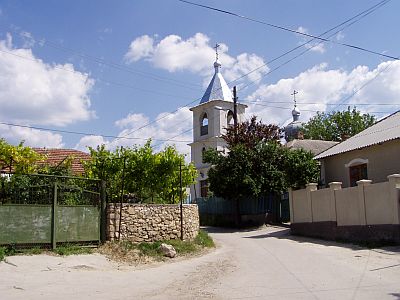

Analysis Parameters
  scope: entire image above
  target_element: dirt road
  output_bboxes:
[1,226,399,299]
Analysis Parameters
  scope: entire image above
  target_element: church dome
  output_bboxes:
[285,104,302,141]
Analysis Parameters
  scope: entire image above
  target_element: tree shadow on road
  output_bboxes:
[388,293,400,300]
[202,225,268,234]
[242,227,400,253]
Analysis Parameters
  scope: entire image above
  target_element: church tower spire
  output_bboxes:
[189,45,247,199]
[200,43,232,104]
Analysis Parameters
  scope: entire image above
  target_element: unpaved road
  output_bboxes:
[1,226,399,299]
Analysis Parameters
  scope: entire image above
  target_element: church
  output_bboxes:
[189,46,246,200]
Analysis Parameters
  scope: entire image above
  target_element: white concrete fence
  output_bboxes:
[289,174,400,227]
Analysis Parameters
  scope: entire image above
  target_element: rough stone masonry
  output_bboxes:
[107,204,199,242]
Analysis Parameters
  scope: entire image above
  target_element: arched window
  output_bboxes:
[200,113,208,136]
[227,110,234,127]
[345,158,368,187]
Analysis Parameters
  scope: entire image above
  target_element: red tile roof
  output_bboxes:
[33,148,91,175]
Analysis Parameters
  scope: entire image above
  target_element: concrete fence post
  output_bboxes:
[356,179,372,225]
[288,188,294,223]
[387,174,400,225]
[328,182,342,222]
[306,183,318,223]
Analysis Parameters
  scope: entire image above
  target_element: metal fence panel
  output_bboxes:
[0,205,52,244]
[56,206,100,242]
[0,173,103,247]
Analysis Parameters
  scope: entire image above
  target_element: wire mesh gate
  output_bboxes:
[0,173,106,248]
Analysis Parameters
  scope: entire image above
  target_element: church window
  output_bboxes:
[200,113,208,136]
[227,110,234,127]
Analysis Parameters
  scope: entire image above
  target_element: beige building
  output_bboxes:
[316,111,400,188]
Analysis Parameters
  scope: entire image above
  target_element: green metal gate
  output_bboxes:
[0,174,105,248]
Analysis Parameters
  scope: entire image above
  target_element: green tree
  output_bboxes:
[204,142,319,198]
[302,107,376,142]
[204,140,319,226]
[223,116,281,149]
[0,139,44,173]
[84,141,197,204]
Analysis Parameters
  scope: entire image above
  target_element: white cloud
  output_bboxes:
[125,33,268,84]
[0,34,95,127]
[75,108,193,157]
[125,35,154,62]
[297,26,326,54]
[74,135,106,152]
[246,61,400,127]
[0,124,63,148]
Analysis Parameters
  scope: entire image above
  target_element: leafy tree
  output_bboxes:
[204,139,319,226]
[0,139,44,173]
[223,116,281,149]
[84,141,197,204]
[302,107,376,141]
[204,142,319,198]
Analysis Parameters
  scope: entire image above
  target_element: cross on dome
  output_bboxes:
[214,43,220,61]
[213,43,221,72]
[291,90,300,120]
[291,89,298,107]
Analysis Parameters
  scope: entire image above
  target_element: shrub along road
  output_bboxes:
[0,226,399,299]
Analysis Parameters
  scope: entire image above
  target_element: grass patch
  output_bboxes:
[137,241,163,257]
[195,229,215,248]
[0,247,6,262]
[0,245,17,261]
[97,229,215,265]
[54,244,93,256]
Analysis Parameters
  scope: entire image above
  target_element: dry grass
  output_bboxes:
[97,241,163,266]
[97,230,215,266]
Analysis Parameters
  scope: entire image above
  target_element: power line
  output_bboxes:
[0,122,192,143]
[244,101,393,115]
[1,1,391,146]
[118,0,389,140]
[327,60,396,112]
[244,100,400,106]
[4,26,202,91]
[179,0,397,61]
[0,47,195,100]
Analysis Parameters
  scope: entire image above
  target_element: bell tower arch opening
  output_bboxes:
[200,112,208,136]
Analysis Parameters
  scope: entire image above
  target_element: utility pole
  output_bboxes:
[233,86,240,227]
[118,152,126,241]
[233,86,238,130]
[179,161,183,240]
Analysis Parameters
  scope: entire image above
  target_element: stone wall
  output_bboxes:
[107,204,199,242]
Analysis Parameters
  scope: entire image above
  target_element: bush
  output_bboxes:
[0,247,6,262]
[194,229,215,248]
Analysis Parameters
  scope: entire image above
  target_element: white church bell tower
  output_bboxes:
[189,44,247,199]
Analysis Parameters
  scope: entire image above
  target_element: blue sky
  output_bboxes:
[0,0,399,155]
